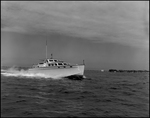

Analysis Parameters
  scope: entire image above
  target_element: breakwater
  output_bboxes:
[109,69,149,73]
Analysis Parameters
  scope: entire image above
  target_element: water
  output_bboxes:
[1,70,149,117]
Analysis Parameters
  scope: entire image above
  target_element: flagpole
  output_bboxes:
[46,40,47,59]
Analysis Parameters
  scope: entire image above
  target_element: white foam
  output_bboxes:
[1,67,61,79]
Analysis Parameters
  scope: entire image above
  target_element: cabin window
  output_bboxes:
[54,60,57,62]
[55,63,57,66]
[64,63,67,65]
[48,64,51,66]
[58,63,63,65]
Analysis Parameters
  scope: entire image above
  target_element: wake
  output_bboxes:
[1,67,60,79]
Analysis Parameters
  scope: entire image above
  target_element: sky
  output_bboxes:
[1,1,149,70]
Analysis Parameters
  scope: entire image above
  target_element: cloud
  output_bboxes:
[1,1,149,48]
[1,26,27,33]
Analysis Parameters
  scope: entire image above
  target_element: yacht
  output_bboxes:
[28,41,85,79]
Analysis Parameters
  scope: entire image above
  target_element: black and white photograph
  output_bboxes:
[1,1,149,117]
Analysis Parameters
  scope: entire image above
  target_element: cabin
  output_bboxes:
[35,58,72,68]
[46,59,58,63]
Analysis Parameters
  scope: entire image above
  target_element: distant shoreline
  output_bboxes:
[108,69,149,73]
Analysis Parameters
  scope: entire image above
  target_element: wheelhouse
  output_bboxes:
[33,58,74,68]
[45,59,59,63]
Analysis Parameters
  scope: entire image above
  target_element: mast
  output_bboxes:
[46,40,47,59]
[51,53,53,59]
[83,60,85,65]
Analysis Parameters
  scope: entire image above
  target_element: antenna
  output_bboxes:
[46,40,47,59]
[51,53,53,59]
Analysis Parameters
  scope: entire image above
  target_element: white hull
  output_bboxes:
[28,65,85,78]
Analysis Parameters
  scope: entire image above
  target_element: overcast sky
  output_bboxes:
[1,1,149,70]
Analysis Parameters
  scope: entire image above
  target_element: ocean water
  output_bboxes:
[1,70,149,117]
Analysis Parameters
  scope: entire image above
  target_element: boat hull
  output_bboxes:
[28,65,85,78]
